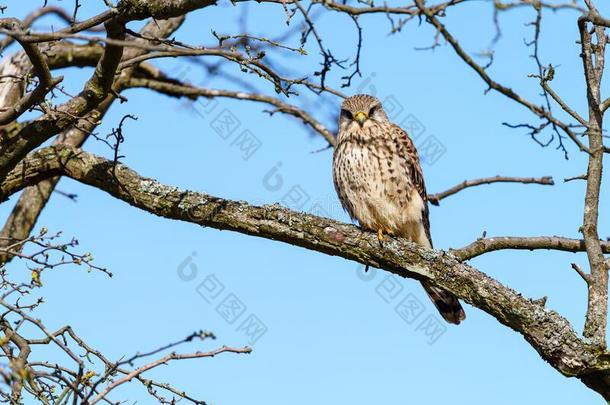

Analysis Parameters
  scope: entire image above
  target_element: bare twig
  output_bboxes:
[428,175,554,206]
[127,77,336,145]
[413,0,589,154]
[571,262,590,283]
[89,346,251,404]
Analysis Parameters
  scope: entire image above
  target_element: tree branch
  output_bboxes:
[116,0,217,21]
[571,262,590,283]
[0,18,126,182]
[0,0,223,183]
[127,77,336,146]
[89,345,251,404]
[427,175,554,206]
[413,0,589,154]
[600,96,610,113]
[540,77,589,127]
[0,19,63,125]
[0,6,106,53]
[451,235,610,261]
[3,144,610,394]
[578,15,608,347]
[247,0,466,16]
[0,17,187,265]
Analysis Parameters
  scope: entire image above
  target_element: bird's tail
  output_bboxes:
[422,283,465,325]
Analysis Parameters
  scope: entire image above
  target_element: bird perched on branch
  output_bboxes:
[332,94,465,324]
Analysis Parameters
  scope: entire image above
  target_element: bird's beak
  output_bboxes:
[354,111,368,126]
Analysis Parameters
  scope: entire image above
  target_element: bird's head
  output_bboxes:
[338,94,389,133]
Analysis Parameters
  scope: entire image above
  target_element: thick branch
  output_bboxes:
[116,0,217,20]
[3,144,610,388]
[578,16,607,347]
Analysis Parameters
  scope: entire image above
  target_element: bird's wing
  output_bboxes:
[391,124,433,247]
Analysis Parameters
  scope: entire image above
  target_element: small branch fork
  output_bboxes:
[0,19,63,126]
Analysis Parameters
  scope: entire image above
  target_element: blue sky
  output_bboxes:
[2,0,609,404]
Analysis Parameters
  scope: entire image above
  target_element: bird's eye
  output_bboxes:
[369,105,379,115]
[340,109,352,120]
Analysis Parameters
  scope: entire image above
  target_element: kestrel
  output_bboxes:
[333,94,465,324]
